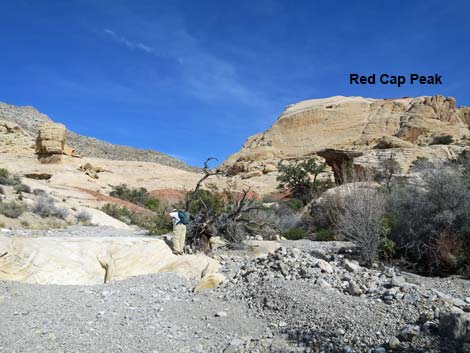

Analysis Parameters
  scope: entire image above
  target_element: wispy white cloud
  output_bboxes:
[104,28,154,54]
[100,11,268,107]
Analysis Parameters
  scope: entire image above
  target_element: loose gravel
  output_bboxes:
[1,227,469,353]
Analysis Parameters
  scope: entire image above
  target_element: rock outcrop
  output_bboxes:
[35,122,67,155]
[0,236,220,285]
[223,95,470,178]
[0,101,194,170]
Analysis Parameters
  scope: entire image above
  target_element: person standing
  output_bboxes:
[169,209,189,255]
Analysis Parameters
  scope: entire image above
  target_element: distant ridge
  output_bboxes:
[0,102,195,171]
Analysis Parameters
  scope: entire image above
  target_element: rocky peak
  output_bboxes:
[223,95,470,178]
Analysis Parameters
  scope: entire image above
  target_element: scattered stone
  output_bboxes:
[400,325,420,341]
[316,259,333,273]
[347,281,362,296]
[390,276,406,287]
[344,260,362,273]
[388,336,401,350]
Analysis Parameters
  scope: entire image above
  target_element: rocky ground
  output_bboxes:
[1,227,469,353]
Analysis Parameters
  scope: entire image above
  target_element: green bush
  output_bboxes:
[143,197,161,211]
[0,201,25,218]
[0,168,21,186]
[187,189,225,216]
[101,203,172,235]
[101,204,134,224]
[109,184,150,206]
[387,164,470,274]
[277,158,327,202]
[314,228,337,241]
[283,227,306,240]
[286,198,304,211]
[0,168,8,180]
[430,135,454,145]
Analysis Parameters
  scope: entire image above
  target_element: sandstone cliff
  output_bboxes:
[223,95,470,178]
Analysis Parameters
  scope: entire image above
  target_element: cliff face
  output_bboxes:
[223,95,470,177]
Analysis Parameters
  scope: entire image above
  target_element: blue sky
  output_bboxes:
[0,0,469,166]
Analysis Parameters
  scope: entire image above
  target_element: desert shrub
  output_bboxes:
[76,211,92,223]
[187,189,225,216]
[277,158,327,203]
[101,203,172,234]
[0,201,25,218]
[386,164,470,274]
[0,168,21,186]
[109,184,150,206]
[143,197,161,211]
[137,213,173,235]
[33,188,47,196]
[14,183,31,194]
[286,198,304,210]
[20,220,30,227]
[378,213,396,260]
[32,196,69,219]
[430,134,454,145]
[376,152,401,191]
[101,204,134,224]
[315,228,337,241]
[283,227,306,240]
[410,156,433,171]
[0,168,9,184]
[329,182,386,265]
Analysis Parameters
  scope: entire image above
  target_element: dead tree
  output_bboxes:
[184,158,261,251]
[185,157,222,210]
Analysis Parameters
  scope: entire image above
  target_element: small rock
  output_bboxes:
[452,297,468,307]
[347,281,362,296]
[344,260,362,273]
[215,311,228,317]
[388,336,401,350]
[390,276,406,287]
[316,278,331,288]
[316,260,333,274]
[373,348,386,353]
[400,325,420,341]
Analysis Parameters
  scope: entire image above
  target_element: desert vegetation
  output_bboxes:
[102,184,173,235]
[307,154,470,276]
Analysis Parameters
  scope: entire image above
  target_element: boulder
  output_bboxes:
[209,236,227,250]
[0,235,219,285]
[439,312,470,340]
[263,163,277,174]
[36,122,66,155]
